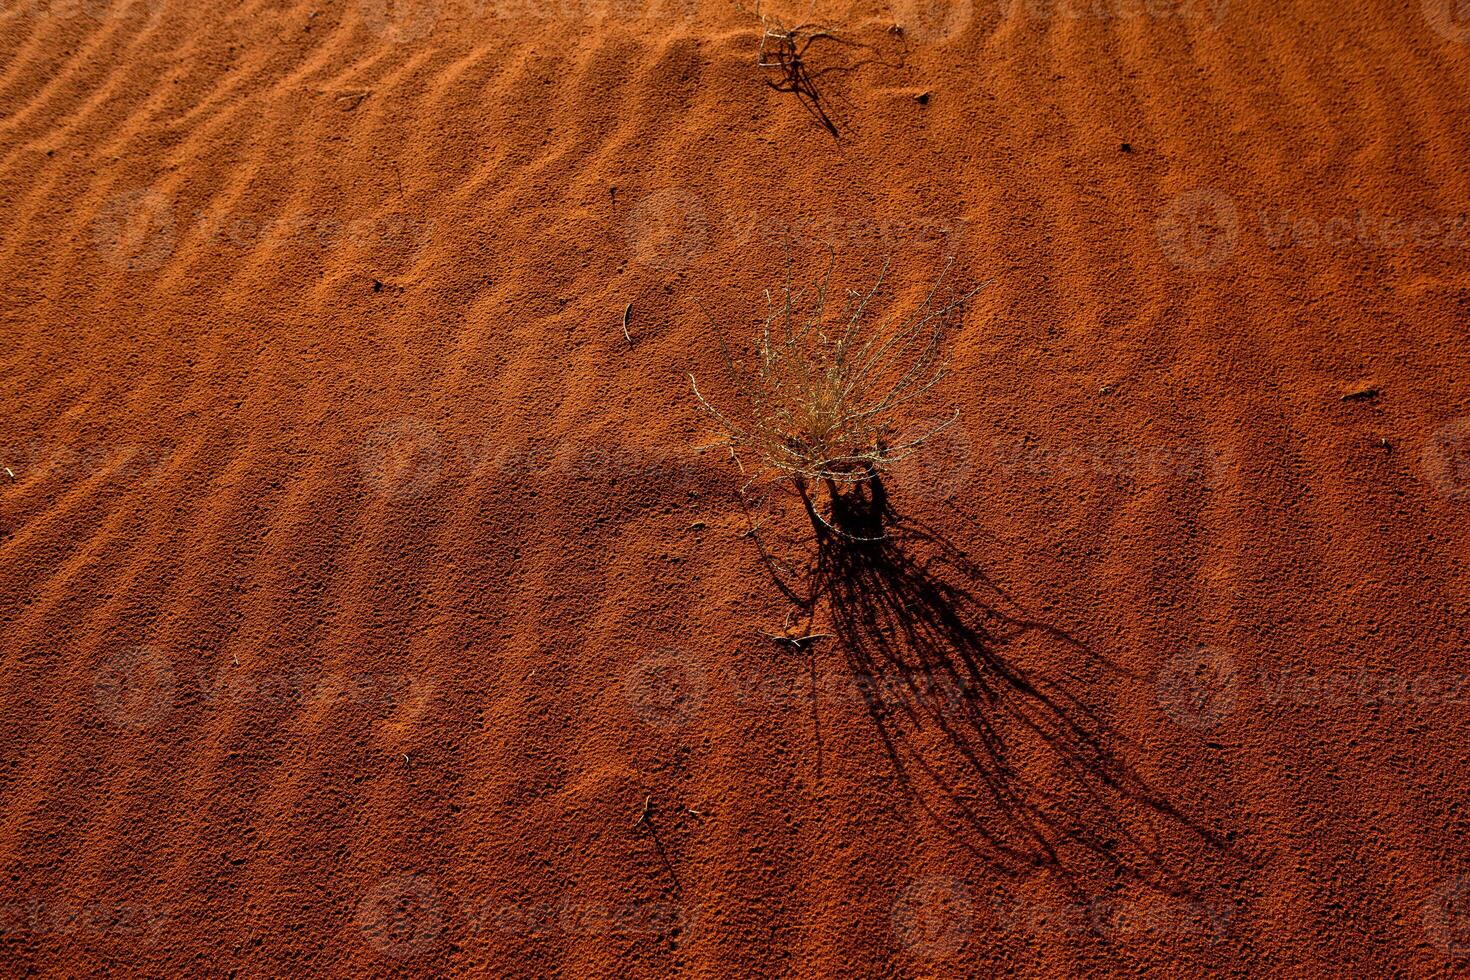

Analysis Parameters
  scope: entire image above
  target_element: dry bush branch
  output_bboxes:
[690,254,985,526]
[757,17,849,138]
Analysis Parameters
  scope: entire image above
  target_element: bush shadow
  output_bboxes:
[749,474,1231,900]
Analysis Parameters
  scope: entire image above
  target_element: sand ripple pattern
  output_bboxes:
[2,0,1470,974]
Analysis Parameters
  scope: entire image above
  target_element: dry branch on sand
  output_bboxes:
[690,254,984,535]
[757,17,845,137]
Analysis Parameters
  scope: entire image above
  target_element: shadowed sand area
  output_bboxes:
[2,0,1470,974]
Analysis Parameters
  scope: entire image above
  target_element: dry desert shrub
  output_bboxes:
[690,253,983,534]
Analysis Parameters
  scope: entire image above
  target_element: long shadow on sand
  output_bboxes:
[750,474,1229,900]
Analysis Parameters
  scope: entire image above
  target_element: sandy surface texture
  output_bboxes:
[3,0,1470,974]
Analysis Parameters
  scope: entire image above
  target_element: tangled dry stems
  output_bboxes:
[758,17,832,68]
[755,16,850,137]
[690,256,983,506]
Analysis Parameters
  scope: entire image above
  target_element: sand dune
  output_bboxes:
[2,0,1470,974]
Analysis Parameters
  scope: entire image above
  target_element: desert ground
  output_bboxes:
[2,0,1470,974]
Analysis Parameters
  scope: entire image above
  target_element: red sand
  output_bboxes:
[3,0,1470,974]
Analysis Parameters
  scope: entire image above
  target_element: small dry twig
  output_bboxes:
[762,630,835,651]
